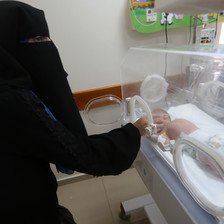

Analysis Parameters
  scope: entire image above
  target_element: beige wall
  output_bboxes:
[19,0,192,92]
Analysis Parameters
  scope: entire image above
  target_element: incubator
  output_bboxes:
[120,44,224,223]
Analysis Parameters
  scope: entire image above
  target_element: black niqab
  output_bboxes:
[0,0,87,135]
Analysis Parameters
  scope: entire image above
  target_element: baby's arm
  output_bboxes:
[166,119,199,140]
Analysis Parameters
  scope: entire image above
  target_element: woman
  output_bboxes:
[0,1,148,223]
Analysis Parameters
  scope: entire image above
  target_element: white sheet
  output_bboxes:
[154,103,224,215]
[182,152,224,208]
[168,103,224,136]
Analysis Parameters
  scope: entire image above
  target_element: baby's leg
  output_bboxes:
[198,153,218,171]
[198,152,224,179]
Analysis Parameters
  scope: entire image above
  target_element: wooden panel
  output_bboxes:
[73,84,122,111]
[72,74,185,111]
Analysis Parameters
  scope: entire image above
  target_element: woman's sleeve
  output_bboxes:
[49,123,141,176]
[8,90,141,176]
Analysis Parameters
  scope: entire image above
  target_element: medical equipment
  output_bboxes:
[84,95,122,125]
[154,0,224,15]
[121,44,224,223]
[200,28,216,45]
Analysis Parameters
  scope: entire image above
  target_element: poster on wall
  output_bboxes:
[129,0,221,33]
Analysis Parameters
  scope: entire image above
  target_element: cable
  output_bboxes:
[165,13,168,43]
[188,16,192,45]
[193,16,198,44]
[215,13,219,38]
[164,13,168,77]
[164,50,169,108]
[164,13,168,107]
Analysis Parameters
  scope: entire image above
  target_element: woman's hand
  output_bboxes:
[133,116,149,136]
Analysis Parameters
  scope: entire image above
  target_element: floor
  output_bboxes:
[57,168,151,224]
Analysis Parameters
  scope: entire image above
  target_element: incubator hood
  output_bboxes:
[83,44,224,222]
[120,43,224,222]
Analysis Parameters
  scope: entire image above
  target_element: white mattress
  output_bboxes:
[153,103,224,217]
[168,103,224,136]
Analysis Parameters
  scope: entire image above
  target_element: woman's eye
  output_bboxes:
[35,36,43,42]
[32,36,51,42]
[19,36,51,43]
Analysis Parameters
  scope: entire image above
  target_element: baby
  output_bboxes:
[152,109,224,176]
[152,109,199,144]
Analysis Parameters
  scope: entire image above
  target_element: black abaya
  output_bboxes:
[0,1,141,223]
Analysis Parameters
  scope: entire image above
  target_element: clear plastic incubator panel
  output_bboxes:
[121,44,224,222]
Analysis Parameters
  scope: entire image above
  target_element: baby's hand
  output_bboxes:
[133,116,149,136]
[152,116,164,133]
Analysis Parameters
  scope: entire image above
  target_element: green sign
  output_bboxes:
[129,0,219,33]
